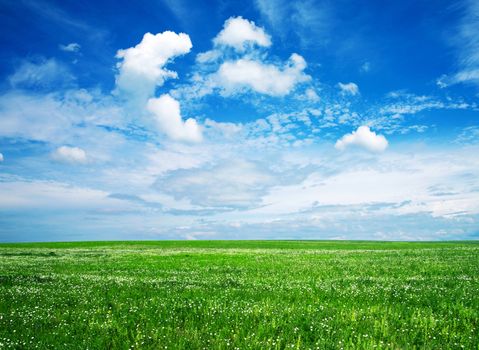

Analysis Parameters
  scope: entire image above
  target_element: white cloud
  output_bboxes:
[145,146,211,176]
[59,42,81,52]
[335,126,388,152]
[456,126,479,145]
[2,14,478,241]
[155,159,273,208]
[216,53,310,96]
[181,16,312,99]
[52,146,87,164]
[204,119,243,138]
[304,88,320,102]
[250,148,479,221]
[19,1,106,41]
[195,16,271,64]
[146,94,202,143]
[437,0,479,87]
[115,31,192,100]
[380,97,443,115]
[196,49,222,63]
[254,0,286,29]
[360,62,371,73]
[8,58,74,89]
[0,91,73,142]
[0,153,3,162]
[437,69,479,88]
[373,93,475,135]
[0,89,124,143]
[338,82,359,96]
[214,16,271,51]
[0,178,130,211]
[255,0,333,47]
[160,0,193,29]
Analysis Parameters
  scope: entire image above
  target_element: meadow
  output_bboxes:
[0,240,478,349]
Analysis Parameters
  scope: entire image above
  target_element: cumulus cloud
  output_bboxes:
[59,43,81,52]
[216,53,310,96]
[335,126,388,152]
[115,31,192,100]
[338,82,359,96]
[214,16,271,51]
[52,146,87,164]
[146,94,202,143]
[196,17,270,63]
[184,17,311,99]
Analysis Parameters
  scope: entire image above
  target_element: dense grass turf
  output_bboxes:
[0,241,478,349]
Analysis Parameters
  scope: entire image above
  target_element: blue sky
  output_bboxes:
[0,0,478,242]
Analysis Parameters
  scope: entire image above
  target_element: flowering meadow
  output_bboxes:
[0,241,478,349]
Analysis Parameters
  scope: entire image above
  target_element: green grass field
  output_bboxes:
[0,241,478,349]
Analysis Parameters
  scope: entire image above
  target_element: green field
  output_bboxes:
[0,241,478,349]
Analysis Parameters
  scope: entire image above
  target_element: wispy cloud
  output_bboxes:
[8,58,75,90]
[437,0,479,87]
[59,42,81,53]
[338,82,359,96]
[254,0,333,47]
[360,61,371,73]
[18,0,107,40]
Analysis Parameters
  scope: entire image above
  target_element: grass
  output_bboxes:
[0,240,478,349]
